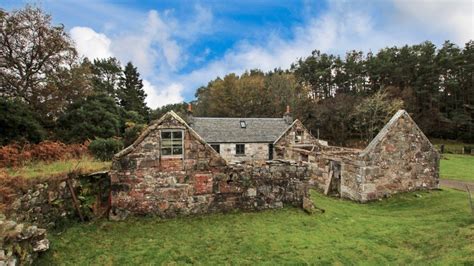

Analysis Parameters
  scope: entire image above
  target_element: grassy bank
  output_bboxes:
[38,189,473,265]
[5,156,111,179]
[440,154,474,181]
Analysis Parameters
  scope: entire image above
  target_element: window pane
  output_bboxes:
[162,132,171,139]
[172,131,182,138]
[236,144,245,154]
[161,148,172,155]
[173,147,183,155]
[161,140,173,147]
[172,139,182,145]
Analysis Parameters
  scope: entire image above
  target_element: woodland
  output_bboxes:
[1,6,473,150]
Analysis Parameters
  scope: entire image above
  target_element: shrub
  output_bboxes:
[56,94,122,143]
[88,138,123,161]
[0,98,46,145]
[0,141,89,168]
[123,122,146,147]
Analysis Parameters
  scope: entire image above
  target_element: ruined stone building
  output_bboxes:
[109,109,314,219]
[286,110,440,202]
[109,108,439,219]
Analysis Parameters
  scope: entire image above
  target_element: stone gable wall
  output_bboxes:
[274,120,319,160]
[357,114,439,201]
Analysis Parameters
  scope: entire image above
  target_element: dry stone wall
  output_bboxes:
[0,214,49,265]
[3,172,110,229]
[110,160,311,219]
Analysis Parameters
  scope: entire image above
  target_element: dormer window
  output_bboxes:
[240,121,246,128]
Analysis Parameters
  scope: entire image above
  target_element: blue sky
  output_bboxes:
[3,0,473,108]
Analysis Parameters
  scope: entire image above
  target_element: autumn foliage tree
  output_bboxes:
[0,6,92,124]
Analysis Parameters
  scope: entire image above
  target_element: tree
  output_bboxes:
[352,90,404,142]
[56,94,122,143]
[91,57,122,97]
[117,62,149,119]
[0,98,46,144]
[0,6,86,121]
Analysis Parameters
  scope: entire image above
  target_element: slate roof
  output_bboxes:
[190,117,291,143]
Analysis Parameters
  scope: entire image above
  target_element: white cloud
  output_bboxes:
[143,80,184,108]
[70,25,183,109]
[68,0,473,110]
[175,2,381,92]
[70,27,113,59]
[393,0,473,44]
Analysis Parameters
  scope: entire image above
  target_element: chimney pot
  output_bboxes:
[283,105,292,124]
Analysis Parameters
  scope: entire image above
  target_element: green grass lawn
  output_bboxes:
[5,156,111,179]
[440,154,474,181]
[37,189,474,265]
[431,138,472,154]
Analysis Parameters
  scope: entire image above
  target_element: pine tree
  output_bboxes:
[118,62,149,119]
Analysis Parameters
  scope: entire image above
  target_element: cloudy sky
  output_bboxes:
[4,0,474,108]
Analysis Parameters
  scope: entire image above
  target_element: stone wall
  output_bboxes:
[110,160,311,219]
[0,215,49,265]
[217,143,270,162]
[3,172,110,228]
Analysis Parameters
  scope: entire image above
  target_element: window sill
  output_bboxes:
[161,156,183,159]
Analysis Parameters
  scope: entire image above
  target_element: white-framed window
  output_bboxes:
[295,130,303,143]
[161,130,183,156]
[236,144,245,155]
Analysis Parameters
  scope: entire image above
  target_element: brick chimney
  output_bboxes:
[283,105,293,124]
[186,103,194,126]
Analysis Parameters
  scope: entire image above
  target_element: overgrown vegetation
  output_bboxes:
[440,154,474,181]
[88,138,124,161]
[5,157,110,179]
[37,189,473,265]
[0,141,89,168]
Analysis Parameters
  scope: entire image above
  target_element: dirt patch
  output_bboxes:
[439,179,474,192]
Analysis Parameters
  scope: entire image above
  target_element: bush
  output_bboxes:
[88,138,123,161]
[0,141,89,168]
[123,122,146,147]
[56,94,122,143]
[0,99,46,145]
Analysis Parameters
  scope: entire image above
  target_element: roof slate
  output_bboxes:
[190,117,291,143]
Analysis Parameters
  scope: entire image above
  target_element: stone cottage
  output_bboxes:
[109,110,314,219]
[188,105,322,162]
[287,110,440,202]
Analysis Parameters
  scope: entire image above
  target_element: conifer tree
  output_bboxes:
[118,62,149,119]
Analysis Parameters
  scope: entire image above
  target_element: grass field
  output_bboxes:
[37,189,473,265]
[5,156,111,179]
[440,154,474,181]
[432,138,473,154]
